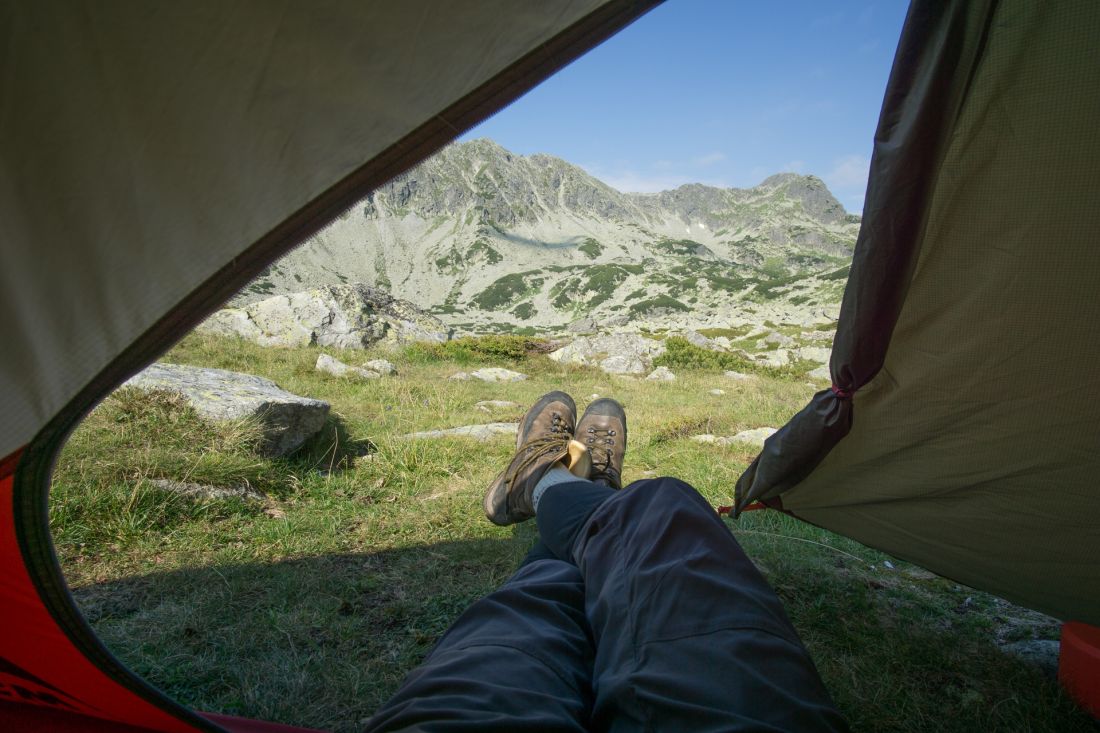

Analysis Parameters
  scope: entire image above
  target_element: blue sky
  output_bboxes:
[462,0,910,213]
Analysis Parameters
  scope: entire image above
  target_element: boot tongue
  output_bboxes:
[565,439,591,478]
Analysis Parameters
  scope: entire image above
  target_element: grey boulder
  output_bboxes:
[124,362,329,457]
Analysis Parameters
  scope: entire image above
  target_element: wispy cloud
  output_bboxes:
[826,154,870,189]
[692,151,727,167]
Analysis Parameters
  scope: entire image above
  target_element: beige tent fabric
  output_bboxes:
[777,0,1100,623]
[0,0,607,460]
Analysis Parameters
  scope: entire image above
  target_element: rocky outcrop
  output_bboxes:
[403,423,519,440]
[691,427,778,449]
[124,363,329,456]
[646,366,676,382]
[202,284,449,349]
[548,334,667,375]
[470,367,527,383]
[316,354,381,379]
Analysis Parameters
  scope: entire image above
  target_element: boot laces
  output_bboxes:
[584,425,620,484]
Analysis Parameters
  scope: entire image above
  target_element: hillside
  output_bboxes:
[241,139,859,333]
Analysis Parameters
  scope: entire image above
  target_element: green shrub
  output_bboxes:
[653,337,810,379]
[628,295,689,316]
[405,334,552,364]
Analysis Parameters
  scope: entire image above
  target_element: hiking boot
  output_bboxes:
[576,398,627,489]
[483,391,591,526]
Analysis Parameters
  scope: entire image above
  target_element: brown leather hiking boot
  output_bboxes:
[576,398,627,489]
[483,391,590,526]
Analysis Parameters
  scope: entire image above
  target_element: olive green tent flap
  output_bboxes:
[739,0,1100,624]
[0,0,617,462]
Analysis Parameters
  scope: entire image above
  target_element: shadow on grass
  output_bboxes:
[290,413,377,474]
[68,529,1094,733]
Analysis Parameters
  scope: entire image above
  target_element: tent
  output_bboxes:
[0,0,1096,730]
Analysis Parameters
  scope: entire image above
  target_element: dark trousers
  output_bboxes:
[366,478,848,732]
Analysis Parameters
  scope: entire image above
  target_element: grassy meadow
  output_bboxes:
[50,333,1092,732]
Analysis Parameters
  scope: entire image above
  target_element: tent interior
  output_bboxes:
[2,0,1098,730]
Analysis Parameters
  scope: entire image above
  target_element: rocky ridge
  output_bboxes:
[240,139,858,334]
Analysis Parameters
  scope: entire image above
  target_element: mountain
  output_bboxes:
[241,139,859,332]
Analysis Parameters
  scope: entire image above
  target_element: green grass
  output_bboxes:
[628,294,690,316]
[48,333,1092,732]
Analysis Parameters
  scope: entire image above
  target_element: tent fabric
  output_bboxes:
[0,0,618,463]
[0,1,660,730]
[736,0,1100,624]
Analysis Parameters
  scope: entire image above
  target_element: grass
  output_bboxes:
[49,333,1091,732]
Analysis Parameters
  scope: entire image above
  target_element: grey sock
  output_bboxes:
[532,464,587,513]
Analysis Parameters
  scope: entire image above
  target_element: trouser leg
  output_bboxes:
[365,559,594,732]
[542,476,848,733]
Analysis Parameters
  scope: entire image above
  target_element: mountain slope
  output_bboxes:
[244,139,859,331]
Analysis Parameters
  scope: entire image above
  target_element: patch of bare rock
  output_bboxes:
[691,427,778,448]
[200,283,449,349]
[124,363,329,457]
[402,423,519,440]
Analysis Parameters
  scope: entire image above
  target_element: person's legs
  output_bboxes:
[365,558,595,732]
[538,476,848,733]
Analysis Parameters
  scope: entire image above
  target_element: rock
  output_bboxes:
[690,427,778,449]
[709,389,726,396]
[147,479,266,502]
[1001,640,1060,677]
[809,364,831,381]
[476,400,520,412]
[549,333,666,375]
[753,349,791,368]
[730,427,778,447]
[403,423,519,440]
[646,366,676,381]
[758,330,795,348]
[449,372,471,381]
[316,354,380,379]
[599,354,646,375]
[587,394,601,400]
[679,330,723,351]
[200,283,449,349]
[363,358,396,375]
[124,363,329,457]
[723,370,755,381]
[797,347,831,365]
[470,367,527,383]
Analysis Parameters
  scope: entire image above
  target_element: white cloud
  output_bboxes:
[826,154,871,189]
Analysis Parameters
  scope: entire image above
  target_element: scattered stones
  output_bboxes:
[403,423,518,440]
[646,366,677,382]
[797,347,831,365]
[199,283,449,349]
[476,400,521,413]
[549,333,666,375]
[124,363,329,457]
[470,367,527,383]
[316,354,380,379]
[709,389,726,396]
[723,370,755,381]
[758,330,796,348]
[599,354,646,375]
[691,427,778,449]
[147,479,266,502]
[587,394,601,400]
[752,349,791,368]
[364,358,396,375]
[448,372,471,381]
[809,364,831,381]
